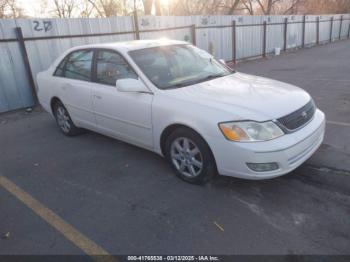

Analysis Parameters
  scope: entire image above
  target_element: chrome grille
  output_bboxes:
[277,99,316,131]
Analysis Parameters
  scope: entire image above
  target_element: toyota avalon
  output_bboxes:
[37,40,325,184]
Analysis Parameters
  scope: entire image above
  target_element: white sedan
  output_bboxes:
[37,40,325,184]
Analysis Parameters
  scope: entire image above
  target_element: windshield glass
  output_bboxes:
[129,44,233,89]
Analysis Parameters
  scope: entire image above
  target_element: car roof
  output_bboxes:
[68,39,189,53]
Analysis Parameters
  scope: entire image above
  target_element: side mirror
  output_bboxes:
[116,78,150,93]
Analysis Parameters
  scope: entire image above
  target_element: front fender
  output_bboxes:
[151,94,231,156]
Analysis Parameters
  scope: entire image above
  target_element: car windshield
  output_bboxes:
[129,44,234,89]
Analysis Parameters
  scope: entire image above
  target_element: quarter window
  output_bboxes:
[96,51,137,86]
[54,57,68,77]
[63,50,93,81]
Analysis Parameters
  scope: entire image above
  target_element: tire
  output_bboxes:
[165,127,217,184]
[53,100,82,136]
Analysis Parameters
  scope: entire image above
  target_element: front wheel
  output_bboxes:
[165,128,217,184]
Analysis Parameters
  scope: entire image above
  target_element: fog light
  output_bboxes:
[246,162,279,172]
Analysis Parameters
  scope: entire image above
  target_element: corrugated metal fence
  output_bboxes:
[0,14,350,113]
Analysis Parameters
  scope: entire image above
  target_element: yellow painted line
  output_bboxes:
[0,176,117,262]
[213,221,224,232]
[327,120,350,128]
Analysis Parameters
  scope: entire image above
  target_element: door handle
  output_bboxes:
[94,95,102,99]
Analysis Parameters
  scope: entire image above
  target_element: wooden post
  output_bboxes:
[316,16,320,45]
[339,15,343,40]
[133,11,140,40]
[283,17,288,51]
[191,24,196,46]
[302,15,306,48]
[232,20,236,64]
[262,21,267,57]
[330,17,334,42]
[15,27,37,105]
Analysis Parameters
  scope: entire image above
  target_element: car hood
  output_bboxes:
[164,72,311,121]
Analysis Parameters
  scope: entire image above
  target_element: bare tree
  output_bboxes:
[281,0,302,14]
[3,0,350,18]
[241,0,254,14]
[0,0,9,17]
[154,0,161,15]
[225,0,242,15]
[298,0,350,14]
[142,0,153,15]
[87,0,123,17]
[167,0,350,15]
[168,0,254,15]
[139,0,163,16]
[169,0,227,15]
[122,0,128,15]
[0,0,24,18]
[51,0,76,18]
[79,0,95,17]
[252,0,304,15]
[255,0,274,15]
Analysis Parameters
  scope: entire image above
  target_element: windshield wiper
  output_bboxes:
[201,73,225,81]
[183,73,226,86]
[164,74,226,90]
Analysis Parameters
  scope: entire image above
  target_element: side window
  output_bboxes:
[96,50,137,86]
[64,50,93,81]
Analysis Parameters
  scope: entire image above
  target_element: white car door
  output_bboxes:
[92,49,153,149]
[54,49,96,129]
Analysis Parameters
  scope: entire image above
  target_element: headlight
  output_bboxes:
[219,121,284,142]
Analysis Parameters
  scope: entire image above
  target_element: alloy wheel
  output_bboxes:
[170,137,203,178]
[56,106,71,133]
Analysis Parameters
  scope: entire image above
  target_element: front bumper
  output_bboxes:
[210,109,325,179]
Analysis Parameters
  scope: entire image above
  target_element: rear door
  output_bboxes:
[54,49,96,129]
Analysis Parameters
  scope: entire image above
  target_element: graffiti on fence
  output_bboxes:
[200,17,217,26]
[33,20,52,32]
[140,18,150,27]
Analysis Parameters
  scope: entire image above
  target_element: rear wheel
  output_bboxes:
[53,101,82,136]
[165,128,217,184]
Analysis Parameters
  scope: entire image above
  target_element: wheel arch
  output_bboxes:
[159,123,217,165]
[50,96,62,114]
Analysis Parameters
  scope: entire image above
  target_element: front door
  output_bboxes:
[92,49,153,149]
